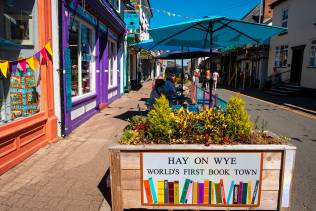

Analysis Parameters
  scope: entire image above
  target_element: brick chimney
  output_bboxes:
[263,0,278,23]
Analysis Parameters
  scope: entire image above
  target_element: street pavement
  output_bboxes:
[217,88,316,211]
[0,83,150,211]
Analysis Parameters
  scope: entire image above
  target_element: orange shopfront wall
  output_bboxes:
[0,0,57,175]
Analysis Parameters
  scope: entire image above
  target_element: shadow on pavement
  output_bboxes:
[98,168,112,207]
[113,110,148,121]
[222,87,316,114]
[139,98,149,102]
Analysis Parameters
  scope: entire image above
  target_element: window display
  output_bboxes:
[0,0,40,125]
[69,19,95,97]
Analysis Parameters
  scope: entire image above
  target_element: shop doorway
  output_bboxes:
[290,45,305,84]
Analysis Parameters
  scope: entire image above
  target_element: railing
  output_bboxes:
[264,70,291,90]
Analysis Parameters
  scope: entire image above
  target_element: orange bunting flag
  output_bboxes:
[0,61,9,77]
[26,56,37,71]
[45,42,53,56]
[19,59,27,73]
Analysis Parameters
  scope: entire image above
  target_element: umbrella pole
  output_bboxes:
[209,21,214,109]
[181,46,184,96]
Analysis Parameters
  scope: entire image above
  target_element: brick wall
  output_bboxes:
[264,0,278,22]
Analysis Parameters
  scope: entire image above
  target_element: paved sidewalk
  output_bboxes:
[0,83,151,211]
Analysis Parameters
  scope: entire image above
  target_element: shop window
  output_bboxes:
[0,0,40,126]
[274,45,288,68]
[68,18,95,98]
[309,45,316,67]
[281,9,288,28]
[108,39,117,88]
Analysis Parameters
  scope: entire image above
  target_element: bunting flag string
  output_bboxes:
[19,59,27,73]
[0,42,53,77]
[0,61,9,78]
[135,4,194,20]
[26,57,37,71]
[45,42,53,56]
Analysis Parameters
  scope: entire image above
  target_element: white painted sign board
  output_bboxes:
[141,152,262,207]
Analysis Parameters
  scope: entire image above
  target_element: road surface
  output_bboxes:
[217,88,316,211]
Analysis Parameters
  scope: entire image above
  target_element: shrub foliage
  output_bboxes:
[119,95,286,145]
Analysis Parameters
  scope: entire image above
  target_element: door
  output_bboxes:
[290,46,305,84]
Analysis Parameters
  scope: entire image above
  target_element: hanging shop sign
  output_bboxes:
[124,13,139,31]
[141,152,262,207]
[127,34,136,44]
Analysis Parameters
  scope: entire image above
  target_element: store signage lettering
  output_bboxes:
[141,152,262,207]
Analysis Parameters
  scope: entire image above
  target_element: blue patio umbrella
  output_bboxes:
[156,49,220,60]
[149,16,286,50]
[133,39,216,93]
[133,39,213,51]
[149,16,287,107]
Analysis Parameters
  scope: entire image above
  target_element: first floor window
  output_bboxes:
[69,18,95,98]
[108,39,117,87]
[309,45,316,67]
[281,9,288,28]
[274,45,288,67]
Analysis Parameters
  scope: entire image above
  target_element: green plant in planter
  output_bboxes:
[118,94,286,145]
[147,95,176,141]
[224,95,252,140]
[120,129,144,145]
[202,109,226,144]
[126,115,149,130]
[119,116,149,145]
[174,108,195,140]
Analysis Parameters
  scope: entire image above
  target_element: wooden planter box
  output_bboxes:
[109,144,296,211]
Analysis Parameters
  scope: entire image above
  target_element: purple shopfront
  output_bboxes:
[61,0,126,135]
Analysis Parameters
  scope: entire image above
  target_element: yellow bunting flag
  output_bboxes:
[45,42,53,56]
[0,61,9,77]
[26,56,37,71]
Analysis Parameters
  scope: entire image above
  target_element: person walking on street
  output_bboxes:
[205,69,211,89]
[193,68,200,85]
[212,70,219,91]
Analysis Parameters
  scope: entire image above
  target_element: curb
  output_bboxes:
[224,89,316,121]
[282,103,316,116]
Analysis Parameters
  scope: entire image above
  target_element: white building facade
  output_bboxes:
[268,0,316,90]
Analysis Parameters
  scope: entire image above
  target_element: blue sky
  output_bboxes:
[149,0,260,28]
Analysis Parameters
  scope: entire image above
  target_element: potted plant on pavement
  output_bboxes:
[109,95,296,211]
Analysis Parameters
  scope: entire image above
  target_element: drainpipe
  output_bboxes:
[259,0,264,24]
[58,0,65,137]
